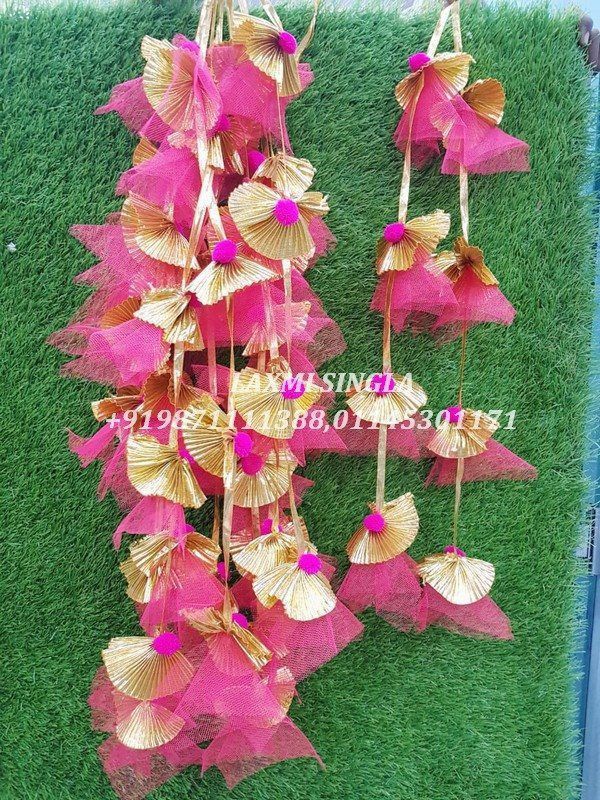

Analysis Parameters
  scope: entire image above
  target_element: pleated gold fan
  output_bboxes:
[462,78,506,125]
[135,287,203,348]
[186,249,276,306]
[102,636,194,700]
[115,698,185,749]
[253,556,337,621]
[347,373,427,426]
[184,607,272,671]
[100,297,141,328]
[395,52,474,109]
[233,362,322,438]
[376,210,450,274]
[228,181,328,260]
[233,447,296,508]
[181,394,233,479]
[347,493,419,565]
[126,434,206,507]
[253,153,315,200]
[232,13,302,97]
[232,528,297,578]
[418,550,495,605]
[142,369,205,413]
[428,408,499,458]
[433,236,498,286]
[132,137,158,166]
[121,193,199,270]
[207,115,245,174]
[92,387,142,423]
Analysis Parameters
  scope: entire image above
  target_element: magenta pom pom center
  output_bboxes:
[273,198,300,226]
[298,552,322,574]
[152,631,182,656]
[408,52,430,72]
[233,430,253,457]
[281,378,306,400]
[213,113,231,133]
[247,149,267,174]
[443,405,463,424]
[213,238,238,264]
[232,611,250,629]
[384,222,406,243]
[217,561,227,579]
[364,512,386,533]
[444,545,466,557]
[260,517,273,535]
[369,373,396,395]
[240,453,263,475]
[278,30,298,54]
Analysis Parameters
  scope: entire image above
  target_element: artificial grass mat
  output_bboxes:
[1,1,595,798]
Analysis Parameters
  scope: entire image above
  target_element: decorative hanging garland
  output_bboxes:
[338,0,536,638]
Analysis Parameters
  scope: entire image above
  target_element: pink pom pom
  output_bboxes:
[408,52,430,72]
[369,373,396,395]
[278,30,298,55]
[233,431,253,457]
[280,378,306,400]
[443,405,463,424]
[260,518,273,535]
[273,198,299,226]
[240,454,263,475]
[383,222,406,243]
[213,239,238,264]
[247,149,267,174]
[444,545,466,557]
[213,113,231,133]
[232,612,250,629]
[298,552,322,575]
[217,561,227,580]
[364,512,385,533]
[152,631,182,656]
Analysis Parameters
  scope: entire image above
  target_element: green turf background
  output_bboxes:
[1,1,595,798]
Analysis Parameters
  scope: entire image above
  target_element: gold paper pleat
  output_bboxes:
[100,297,141,328]
[233,448,295,508]
[92,389,141,423]
[462,78,505,125]
[182,395,231,478]
[232,14,301,96]
[132,138,158,166]
[347,374,427,426]
[347,493,419,565]
[120,557,155,604]
[232,529,297,577]
[253,560,336,621]
[254,153,315,199]
[116,700,185,749]
[436,236,498,286]
[428,408,499,458]
[121,194,199,270]
[233,365,322,439]
[184,607,272,671]
[376,210,450,274]
[228,182,327,260]
[395,52,474,109]
[127,434,206,508]
[418,551,495,605]
[135,287,203,348]
[141,36,196,132]
[187,254,276,305]
[102,636,194,700]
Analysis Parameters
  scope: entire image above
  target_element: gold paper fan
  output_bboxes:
[135,287,203,348]
[232,13,301,97]
[376,211,450,274]
[100,297,141,328]
[253,558,336,621]
[121,194,199,270]
[346,493,419,565]
[187,253,276,306]
[127,434,206,507]
[242,301,310,356]
[418,551,495,605]
[184,607,272,671]
[116,700,185,749]
[436,236,498,286]
[395,52,474,109]
[347,373,427,426]
[141,36,197,132]
[254,153,315,199]
[92,387,141,422]
[428,408,499,458]
[228,181,328,260]
[233,448,295,508]
[120,556,155,604]
[233,363,322,439]
[102,636,194,700]
[141,370,204,414]
[232,529,298,577]
[207,116,245,174]
[181,394,232,478]
[462,78,505,125]
[132,137,158,166]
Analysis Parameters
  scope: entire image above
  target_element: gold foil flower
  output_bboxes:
[232,13,303,97]
[228,180,328,260]
[135,287,203,349]
[232,526,297,578]
[346,493,419,565]
[347,372,427,426]
[434,236,498,286]
[100,297,141,328]
[180,393,239,486]
[428,407,499,458]
[126,434,206,507]
[142,37,196,131]
[418,548,496,605]
[121,193,199,270]
[233,447,296,508]
[233,360,322,439]
[102,635,194,701]
[461,78,505,125]
[395,51,474,110]
[91,387,142,423]
[184,607,272,671]
[376,211,450,274]
[253,153,315,199]
[253,551,336,621]
[115,698,185,750]
[132,137,158,166]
